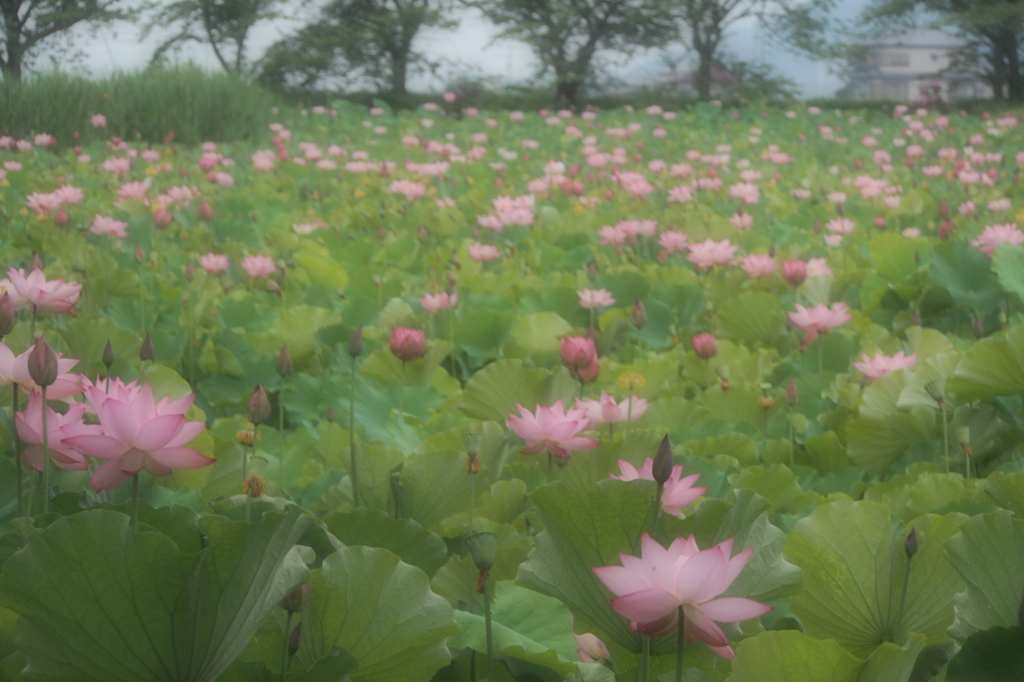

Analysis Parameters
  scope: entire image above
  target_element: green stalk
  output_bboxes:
[638,636,651,682]
[398,361,406,418]
[278,382,286,496]
[12,384,23,518]
[350,358,359,507]
[245,425,257,522]
[131,473,139,533]
[483,572,495,682]
[893,554,913,643]
[651,483,664,540]
[941,403,949,474]
[675,606,685,682]
[40,385,49,515]
[468,469,476,532]
[279,611,294,682]
[30,305,37,342]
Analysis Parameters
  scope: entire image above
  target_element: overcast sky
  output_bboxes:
[53,3,856,97]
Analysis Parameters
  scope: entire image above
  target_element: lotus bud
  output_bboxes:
[390,327,425,362]
[348,326,364,358]
[924,380,945,404]
[135,245,145,264]
[417,225,428,243]
[102,339,115,369]
[782,260,807,285]
[652,435,673,485]
[631,299,646,329]
[281,581,311,613]
[248,383,272,425]
[812,220,821,234]
[54,210,68,227]
[0,292,15,338]
[692,333,718,360]
[873,217,885,229]
[28,335,58,387]
[939,221,955,240]
[716,365,731,392]
[29,253,42,272]
[145,206,171,231]
[325,404,335,423]
[199,200,215,222]
[186,261,194,281]
[288,622,302,656]
[139,333,155,362]
[904,528,918,559]
[465,532,497,570]
[787,378,799,405]
[939,200,951,219]
[276,345,292,376]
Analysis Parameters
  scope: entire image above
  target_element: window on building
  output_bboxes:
[884,51,910,67]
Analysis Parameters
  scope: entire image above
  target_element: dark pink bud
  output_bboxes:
[28,335,58,387]
[199,201,215,222]
[692,334,718,360]
[153,209,172,229]
[390,327,425,362]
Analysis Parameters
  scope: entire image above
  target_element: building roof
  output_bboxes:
[862,28,965,49]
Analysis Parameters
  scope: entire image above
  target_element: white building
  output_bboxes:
[844,28,991,101]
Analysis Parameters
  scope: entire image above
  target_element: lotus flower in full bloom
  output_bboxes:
[851,351,917,382]
[468,244,500,262]
[420,292,458,313]
[577,288,616,309]
[199,254,230,274]
[740,254,777,279]
[15,393,99,472]
[972,223,1024,257]
[64,382,213,491]
[687,239,738,270]
[575,393,648,425]
[610,457,706,515]
[5,268,81,314]
[506,400,598,461]
[593,534,772,658]
[787,303,852,341]
[241,255,277,278]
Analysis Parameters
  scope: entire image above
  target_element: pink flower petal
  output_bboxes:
[63,434,128,459]
[136,414,186,451]
[91,459,129,491]
[699,597,773,623]
[594,565,645,596]
[610,588,679,623]
[149,447,214,469]
[100,400,139,446]
[682,604,729,647]
[674,547,731,604]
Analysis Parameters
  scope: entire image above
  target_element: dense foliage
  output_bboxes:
[1,98,1024,681]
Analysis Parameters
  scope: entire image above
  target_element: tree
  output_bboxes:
[0,0,125,80]
[862,0,1024,100]
[258,0,454,95]
[468,0,675,105]
[140,0,281,73]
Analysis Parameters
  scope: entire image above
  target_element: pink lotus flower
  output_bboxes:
[973,223,1024,256]
[782,260,807,285]
[788,303,852,341]
[6,268,81,314]
[90,114,107,128]
[199,254,230,274]
[468,244,500,261]
[420,292,458,313]
[389,179,427,200]
[578,288,616,309]
[825,218,855,235]
[575,393,648,424]
[687,239,738,270]
[116,181,149,204]
[730,212,754,231]
[64,382,212,492]
[692,334,718,359]
[506,400,598,461]
[740,254,777,279]
[851,351,917,381]
[599,225,628,247]
[241,255,277,278]
[91,214,129,238]
[390,327,425,361]
[574,633,611,663]
[806,258,833,278]
[0,342,82,398]
[610,457,706,515]
[593,534,771,658]
[16,393,99,472]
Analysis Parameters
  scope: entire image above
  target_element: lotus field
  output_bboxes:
[2,99,1024,682]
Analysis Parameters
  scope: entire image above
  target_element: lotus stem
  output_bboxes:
[40,385,49,515]
[279,383,286,496]
[279,611,294,681]
[468,467,476,532]
[547,452,552,482]
[399,361,406,417]
[638,636,651,682]
[30,304,37,341]
[350,358,359,507]
[12,384,23,518]
[483,571,495,682]
[245,425,257,522]
[940,403,949,474]
[894,551,913,643]
[675,605,685,682]
[131,473,139,533]
[651,482,664,541]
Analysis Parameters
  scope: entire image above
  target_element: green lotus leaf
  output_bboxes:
[0,509,310,682]
[945,626,1024,682]
[296,546,458,682]
[785,501,966,657]
[450,581,577,675]
[946,327,1024,402]
[943,511,1024,639]
[322,508,448,578]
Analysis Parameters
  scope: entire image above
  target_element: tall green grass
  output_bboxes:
[0,66,283,146]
